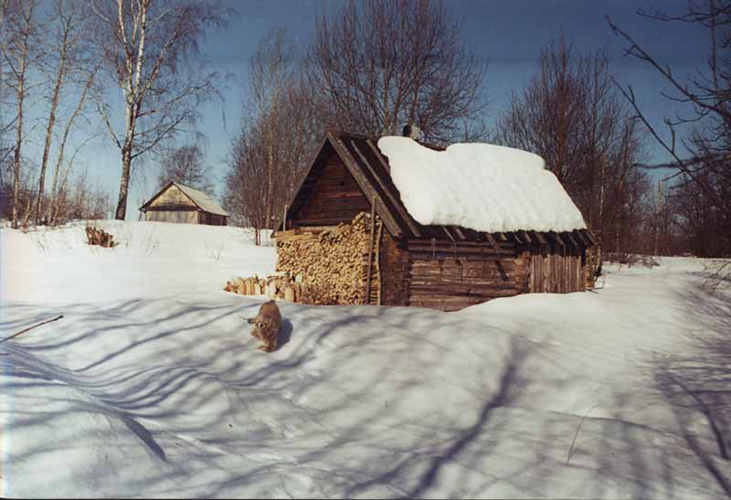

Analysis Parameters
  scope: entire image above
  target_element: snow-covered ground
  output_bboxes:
[1,221,729,498]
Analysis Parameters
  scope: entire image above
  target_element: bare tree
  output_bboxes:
[225,118,269,242]
[49,165,112,223]
[51,133,98,224]
[156,143,213,194]
[607,1,731,258]
[2,0,40,228]
[225,80,320,242]
[304,0,488,144]
[47,59,101,226]
[0,0,10,136]
[0,0,10,216]
[89,0,228,220]
[495,34,648,253]
[250,28,295,229]
[31,0,89,225]
[225,28,322,243]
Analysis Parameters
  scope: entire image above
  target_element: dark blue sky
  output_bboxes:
[82,0,709,216]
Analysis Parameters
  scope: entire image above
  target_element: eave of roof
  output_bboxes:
[140,181,228,217]
[276,131,595,245]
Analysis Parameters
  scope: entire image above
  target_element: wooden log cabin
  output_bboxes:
[275,131,597,312]
[140,181,228,226]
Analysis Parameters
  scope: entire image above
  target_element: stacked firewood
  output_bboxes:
[275,212,380,305]
[223,273,328,305]
[223,212,382,306]
[85,226,114,248]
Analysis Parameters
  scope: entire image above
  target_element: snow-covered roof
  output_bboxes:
[172,182,228,216]
[377,136,586,233]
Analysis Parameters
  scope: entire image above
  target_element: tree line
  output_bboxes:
[225,0,730,260]
[1,0,728,261]
[0,0,227,227]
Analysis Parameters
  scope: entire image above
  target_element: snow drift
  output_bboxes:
[1,221,729,498]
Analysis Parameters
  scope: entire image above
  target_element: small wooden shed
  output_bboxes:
[140,181,228,226]
[275,131,597,312]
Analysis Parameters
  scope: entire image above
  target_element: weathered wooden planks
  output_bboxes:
[295,158,371,225]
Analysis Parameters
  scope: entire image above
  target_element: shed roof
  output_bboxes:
[378,136,587,234]
[279,131,594,244]
[140,181,228,216]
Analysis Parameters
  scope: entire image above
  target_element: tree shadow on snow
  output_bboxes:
[651,281,731,497]
[3,297,728,498]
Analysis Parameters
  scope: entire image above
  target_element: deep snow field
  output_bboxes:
[1,221,729,498]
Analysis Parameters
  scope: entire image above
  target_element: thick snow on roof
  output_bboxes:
[377,136,586,233]
[175,183,228,216]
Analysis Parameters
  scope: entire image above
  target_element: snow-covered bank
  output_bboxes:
[1,222,729,498]
[1,221,276,304]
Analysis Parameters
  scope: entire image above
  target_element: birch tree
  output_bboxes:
[47,59,100,225]
[2,0,39,228]
[0,0,11,181]
[250,28,294,229]
[225,29,322,241]
[90,0,227,220]
[32,0,89,225]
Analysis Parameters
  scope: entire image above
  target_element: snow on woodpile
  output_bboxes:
[377,136,586,233]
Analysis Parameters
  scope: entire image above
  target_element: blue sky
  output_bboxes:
[74,0,707,218]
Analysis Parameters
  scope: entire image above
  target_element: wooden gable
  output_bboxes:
[297,153,371,225]
[142,182,197,211]
[279,132,418,238]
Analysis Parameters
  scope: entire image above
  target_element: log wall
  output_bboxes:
[278,208,595,311]
[379,233,409,306]
[403,239,530,311]
[146,210,198,224]
[528,243,586,293]
[200,212,227,226]
[295,157,371,227]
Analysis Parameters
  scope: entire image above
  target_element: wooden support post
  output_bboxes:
[283,204,288,231]
[364,198,377,305]
[486,233,502,257]
[575,230,589,246]
[375,218,384,305]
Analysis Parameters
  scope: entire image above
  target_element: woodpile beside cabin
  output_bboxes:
[273,131,597,312]
[140,181,228,226]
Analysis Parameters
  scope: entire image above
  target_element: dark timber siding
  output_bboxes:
[277,132,597,312]
[379,233,410,306]
[404,239,530,311]
[528,243,586,293]
[295,156,370,227]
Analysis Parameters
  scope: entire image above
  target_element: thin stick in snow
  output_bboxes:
[566,402,599,464]
[0,315,64,344]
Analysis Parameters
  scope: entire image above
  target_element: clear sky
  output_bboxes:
[72,0,708,219]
